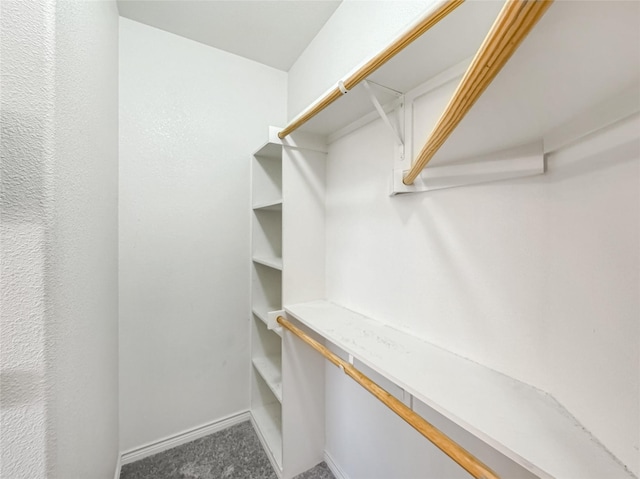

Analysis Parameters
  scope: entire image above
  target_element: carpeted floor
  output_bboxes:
[290,461,334,479]
[120,421,335,479]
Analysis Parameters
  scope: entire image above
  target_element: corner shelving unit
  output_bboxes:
[250,141,284,473]
[249,129,328,479]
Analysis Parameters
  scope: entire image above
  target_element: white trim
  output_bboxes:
[324,451,350,479]
[120,410,250,465]
[113,454,121,479]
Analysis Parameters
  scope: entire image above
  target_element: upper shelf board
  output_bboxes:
[253,199,283,211]
[294,0,639,155]
[284,300,634,479]
[254,141,282,159]
[253,255,283,271]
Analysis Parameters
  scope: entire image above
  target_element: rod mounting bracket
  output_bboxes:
[390,142,545,195]
[362,80,404,148]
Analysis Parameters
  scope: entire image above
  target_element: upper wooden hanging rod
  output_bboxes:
[277,0,465,139]
[403,0,553,185]
[277,316,500,479]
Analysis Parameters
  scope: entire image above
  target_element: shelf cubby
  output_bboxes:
[251,400,283,470]
[252,144,282,208]
[252,355,282,403]
[251,263,282,316]
[252,208,282,268]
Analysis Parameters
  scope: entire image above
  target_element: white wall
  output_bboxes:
[325,117,639,478]
[119,18,287,451]
[288,1,639,477]
[1,1,120,478]
[53,2,120,476]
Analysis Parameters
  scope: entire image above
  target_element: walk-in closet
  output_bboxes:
[1,1,638,478]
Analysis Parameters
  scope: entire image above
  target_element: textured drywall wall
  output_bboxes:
[119,18,287,452]
[1,1,120,478]
[1,1,55,476]
[287,0,434,120]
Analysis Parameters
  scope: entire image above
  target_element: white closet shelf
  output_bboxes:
[252,255,283,271]
[253,199,283,211]
[252,355,283,403]
[254,141,282,160]
[253,307,283,337]
[284,300,634,479]
[252,402,283,470]
[291,1,638,165]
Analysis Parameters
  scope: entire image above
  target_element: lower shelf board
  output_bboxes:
[253,356,283,402]
[253,307,283,337]
[285,300,634,479]
[251,403,283,471]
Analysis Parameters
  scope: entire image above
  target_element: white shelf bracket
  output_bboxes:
[401,389,415,408]
[362,80,404,148]
[267,310,285,334]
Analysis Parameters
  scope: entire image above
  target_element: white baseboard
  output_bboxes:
[113,453,121,479]
[120,410,251,465]
[324,450,349,479]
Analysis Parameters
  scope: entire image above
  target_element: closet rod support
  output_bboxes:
[363,80,404,147]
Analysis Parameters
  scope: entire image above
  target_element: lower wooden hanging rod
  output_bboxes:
[403,0,554,185]
[276,316,500,479]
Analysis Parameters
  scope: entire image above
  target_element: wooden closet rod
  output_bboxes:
[277,316,500,479]
[403,0,553,185]
[277,0,465,139]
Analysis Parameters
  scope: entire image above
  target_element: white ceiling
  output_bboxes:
[117,0,342,71]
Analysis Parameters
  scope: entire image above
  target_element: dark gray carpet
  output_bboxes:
[120,421,334,479]
[292,461,334,479]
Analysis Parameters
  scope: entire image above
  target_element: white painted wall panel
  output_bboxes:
[325,116,639,477]
[53,2,120,476]
[119,18,287,451]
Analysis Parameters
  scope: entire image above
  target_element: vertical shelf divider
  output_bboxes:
[281,136,328,479]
